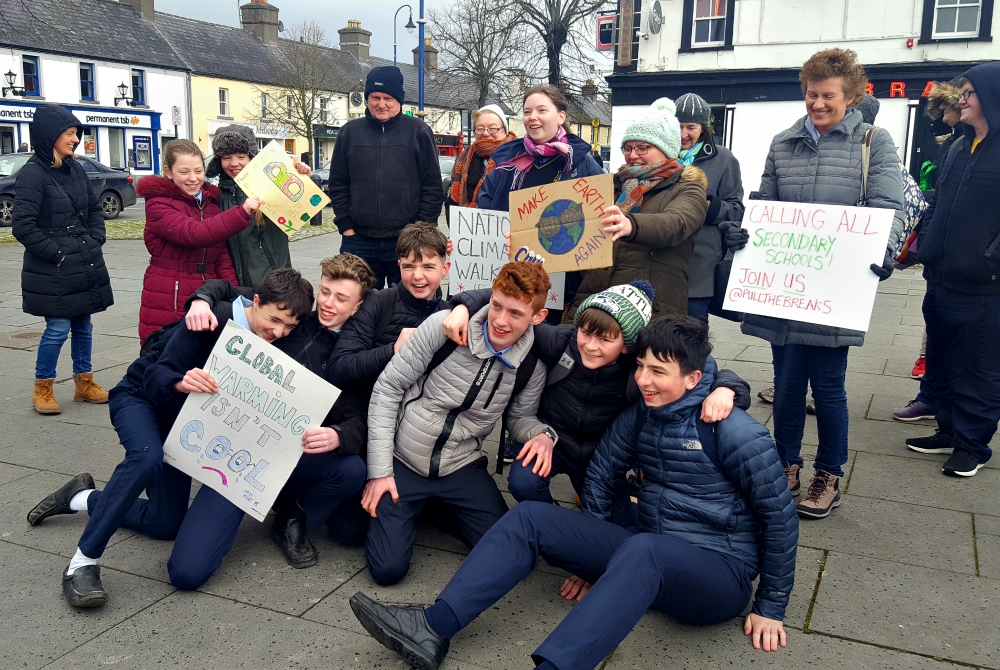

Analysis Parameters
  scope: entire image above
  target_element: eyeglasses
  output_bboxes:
[474,126,503,135]
[960,90,977,101]
[621,143,653,155]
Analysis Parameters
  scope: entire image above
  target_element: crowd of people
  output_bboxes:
[8,46,998,670]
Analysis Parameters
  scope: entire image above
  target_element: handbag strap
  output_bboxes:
[860,126,876,204]
[45,166,88,225]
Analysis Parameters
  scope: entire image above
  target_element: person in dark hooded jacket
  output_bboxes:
[12,104,114,415]
[906,63,1000,477]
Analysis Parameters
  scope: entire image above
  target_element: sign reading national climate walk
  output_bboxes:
[163,322,340,521]
[235,140,330,237]
[722,200,895,332]
[448,206,565,309]
[508,174,614,274]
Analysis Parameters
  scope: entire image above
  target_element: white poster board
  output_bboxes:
[722,200,894,332]
[449,205,565,309]
[163,321,340,521]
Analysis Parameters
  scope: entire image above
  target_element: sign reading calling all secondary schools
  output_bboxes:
[162,321,340,521]
[722,200,895,332]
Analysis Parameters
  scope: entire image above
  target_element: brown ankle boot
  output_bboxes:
[73,373,108,404]
[33,379,61,414]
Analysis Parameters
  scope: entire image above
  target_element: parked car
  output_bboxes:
[310,161,331,191]
[0,153,137,225]
[439,155,455,196]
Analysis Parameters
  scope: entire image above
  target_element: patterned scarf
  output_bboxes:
[615,159,682,213]
[500,127,574,189]
[449,131,516,207]
[677,142,703,166]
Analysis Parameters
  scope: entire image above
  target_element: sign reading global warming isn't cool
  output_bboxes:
[163,321,340,521]
[722,200,895,332]
[448,206,566,309]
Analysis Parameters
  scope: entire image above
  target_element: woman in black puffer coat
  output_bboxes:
[12,104,113,415]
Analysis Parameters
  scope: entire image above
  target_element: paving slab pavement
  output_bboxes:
[0,237,997,669]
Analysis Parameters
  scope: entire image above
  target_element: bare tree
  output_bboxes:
[511,0,613,87]
[250,20,339,163]
[428,0,536,110]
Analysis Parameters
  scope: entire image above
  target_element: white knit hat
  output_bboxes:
[476,104,508,132]
[621,97,681,159]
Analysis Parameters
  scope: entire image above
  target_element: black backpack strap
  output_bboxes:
[428,347,494,478]
[545,343,575,387]
[496,350,540,474]
[426,340,459,377]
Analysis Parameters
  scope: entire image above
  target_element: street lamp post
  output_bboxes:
[2,70,26,97]
[393,4,415,68]
[417,0,426,117]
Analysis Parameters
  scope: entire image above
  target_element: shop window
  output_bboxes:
[22,55,40,96]
[131,69,145,105]
[81,126,98,160]
[79,63,95,101]
[680,0,735,51]
[219,88,229,117]
[108,128,126,169]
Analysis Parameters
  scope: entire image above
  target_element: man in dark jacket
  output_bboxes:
[328,66,444,288]
[348,316,798,670]
[907,63,1000,477]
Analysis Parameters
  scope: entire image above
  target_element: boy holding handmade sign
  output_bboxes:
[28,269,314,608]
[361,262,554,586]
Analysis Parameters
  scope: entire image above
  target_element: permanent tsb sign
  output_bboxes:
[0,104,153,129]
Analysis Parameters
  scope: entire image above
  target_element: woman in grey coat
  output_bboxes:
[744,49,904,521]
[674,93,745,321]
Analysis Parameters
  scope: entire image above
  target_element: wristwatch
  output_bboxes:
[542,427,558,445]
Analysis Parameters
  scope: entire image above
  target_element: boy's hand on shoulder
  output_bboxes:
[302,426,341,454]
[361,476,398,518]
[443,305,470,346]
[185,299,218,332]
[517,432,555,477]
[744,614,786,652]
[174,368,219,394]
[394,327,417,353]
[700,387,736,423]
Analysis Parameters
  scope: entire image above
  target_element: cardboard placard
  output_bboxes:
[163,321,340,521]
[234,140,330,237]
[448,205,565,309]
[508,174,615,274]
[722,200,895,332]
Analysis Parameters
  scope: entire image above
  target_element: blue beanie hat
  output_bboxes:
[365,66,405,106]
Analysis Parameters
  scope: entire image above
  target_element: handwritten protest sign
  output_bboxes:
[448,206,565,309]
[722,200,895,331]
[508,174,614,274]
[163,321,340,521]
[234,140,330,237]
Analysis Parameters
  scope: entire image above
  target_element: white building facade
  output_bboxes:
[608,0,999,190]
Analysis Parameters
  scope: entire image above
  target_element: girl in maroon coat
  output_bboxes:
[135,140,261,343]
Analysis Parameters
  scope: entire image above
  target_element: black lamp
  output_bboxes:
[114,82,135,107]
[2,70,26,97]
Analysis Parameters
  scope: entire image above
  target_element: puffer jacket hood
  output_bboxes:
[962,62,1000,139]
[29,104,82,165]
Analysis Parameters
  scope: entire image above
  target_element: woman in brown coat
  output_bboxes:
[568,98,708,318]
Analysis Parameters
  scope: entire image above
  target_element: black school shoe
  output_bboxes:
[906,430,954,455]
[27,473,95,526]
[942,450,985,477]
[270,504,318,568]
[63,565,107,608]
[349,592,449,670]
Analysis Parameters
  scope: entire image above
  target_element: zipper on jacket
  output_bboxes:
[483,373,503,409]
[198,202,207,279]
[376,124,383,234]
[173,280,179,312]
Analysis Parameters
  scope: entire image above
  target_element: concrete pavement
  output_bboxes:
[0,233,997,669]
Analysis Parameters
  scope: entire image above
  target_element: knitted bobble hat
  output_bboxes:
[621,97,682,159]
[574,280,655,353]
[675,93,711,125]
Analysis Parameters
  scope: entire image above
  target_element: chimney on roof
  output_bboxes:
[339,20,372,63]
[412,38,438,71]
[119,0,154,21]
[240,0,280,46]
[581,79,598,101]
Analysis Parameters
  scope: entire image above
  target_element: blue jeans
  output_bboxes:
[923,284,1000,463]
[35,315,93,379]
[340,233,400,289]
[771,343,850,477]
[436,502,752,670]
[687,297,711,323]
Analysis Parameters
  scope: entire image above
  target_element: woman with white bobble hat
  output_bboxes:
[567,97,711,319]
[445,104,515,220]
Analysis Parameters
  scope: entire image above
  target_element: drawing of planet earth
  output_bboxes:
[536,199,585,255]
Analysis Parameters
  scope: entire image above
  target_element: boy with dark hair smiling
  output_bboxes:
[349,315,798,670]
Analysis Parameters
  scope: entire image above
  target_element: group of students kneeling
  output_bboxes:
[26,222,798,670]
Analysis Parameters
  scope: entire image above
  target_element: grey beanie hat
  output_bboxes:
[857,94,880,125]
[675,93,711,125]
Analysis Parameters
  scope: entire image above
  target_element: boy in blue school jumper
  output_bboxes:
[349,315,799,670]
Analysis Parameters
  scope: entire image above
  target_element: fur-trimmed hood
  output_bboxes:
[927,81,963,119]
[679,165,708,190]
[136,175,221,204]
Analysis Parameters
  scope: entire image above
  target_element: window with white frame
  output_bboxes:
[286,95,293,120]
[319,97,328,124]
[693,0,726,45]
[933,0,982,36]
[261,93,269,120]
[219,88,229,117]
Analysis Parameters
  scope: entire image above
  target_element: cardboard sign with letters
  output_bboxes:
[508,174,614,274]
[163,321,340,521]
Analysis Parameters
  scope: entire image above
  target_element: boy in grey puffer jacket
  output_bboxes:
[361,262,555,585]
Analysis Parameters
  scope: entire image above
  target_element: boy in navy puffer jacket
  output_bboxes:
[348,316,799,670]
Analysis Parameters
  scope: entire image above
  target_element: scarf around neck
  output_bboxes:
[449,131,516,207]
[678,142,703,166]
[615,159,682,213]
[501,127,574,189]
